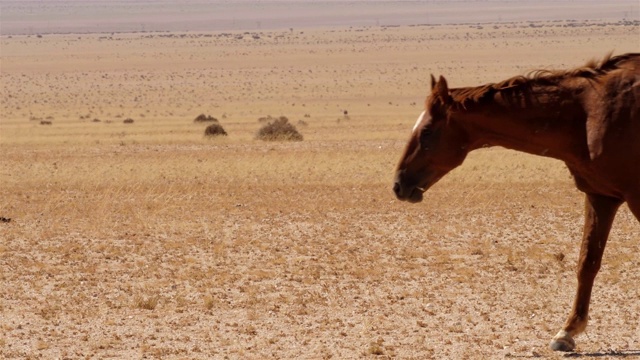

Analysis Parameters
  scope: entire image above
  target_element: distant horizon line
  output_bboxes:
[3,18,638,37]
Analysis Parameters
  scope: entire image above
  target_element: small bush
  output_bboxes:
[194,114,218,123]
[123,118,134,124]
[255,116,303,141]
[204,123,227,137]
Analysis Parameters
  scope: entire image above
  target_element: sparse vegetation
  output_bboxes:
[194,114,218,123]
[203,295,216,310]
[135,295,159,310]
[367,340,385,356]
[204,123,227,136]
[255,116,303,141]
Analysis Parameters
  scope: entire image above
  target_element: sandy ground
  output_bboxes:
[1,3,640,359]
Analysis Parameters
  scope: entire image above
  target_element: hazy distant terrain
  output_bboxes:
[1,0,639,35]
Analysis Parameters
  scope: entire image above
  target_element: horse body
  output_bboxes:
[393,53,639,351]
[463,57,639,201]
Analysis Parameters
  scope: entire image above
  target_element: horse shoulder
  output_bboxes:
[579,69,639,161]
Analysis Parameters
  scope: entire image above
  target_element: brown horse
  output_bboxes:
[393,53,639,352]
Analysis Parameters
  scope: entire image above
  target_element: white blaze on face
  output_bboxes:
[412,110,427,134]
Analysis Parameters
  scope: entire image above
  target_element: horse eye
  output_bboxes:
[420,128,432,148]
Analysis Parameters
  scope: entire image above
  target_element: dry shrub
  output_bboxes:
[194,114,218,123]
[255,116,303,141]
[204,123,227,137]
[40,120,52,125]
[123,118,134,124]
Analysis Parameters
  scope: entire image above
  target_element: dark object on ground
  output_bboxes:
[255,116,303,141]
[204,123,227,137]
[194,114,218,123]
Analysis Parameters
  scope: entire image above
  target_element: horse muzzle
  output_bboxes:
[393,178,424,203]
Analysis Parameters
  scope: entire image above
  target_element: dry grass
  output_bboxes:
[1,17,639,360]
[134,295,160,311]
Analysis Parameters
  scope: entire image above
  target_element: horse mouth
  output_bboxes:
[393,172,444,203]
[393,182,426,203]
[405,187,425,203]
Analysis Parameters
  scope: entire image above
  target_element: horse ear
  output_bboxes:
[435,75,452,105]
[430,74,437,90]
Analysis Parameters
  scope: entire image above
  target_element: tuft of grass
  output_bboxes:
[203,295,216,310]
[134,295,159,310]
[367,340,385,356]
[554,252,565,262]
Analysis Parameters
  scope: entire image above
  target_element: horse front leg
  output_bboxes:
[550,193,622,351]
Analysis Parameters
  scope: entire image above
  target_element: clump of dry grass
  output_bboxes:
[194,114,218,123]
[204,123,227,137]
[134,295,159,310]
[367,339,385,356]
[203,294,216,310]
[123,118,134,124]
[255,116,303,141]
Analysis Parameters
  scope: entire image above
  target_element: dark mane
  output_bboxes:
[448,53,639,107]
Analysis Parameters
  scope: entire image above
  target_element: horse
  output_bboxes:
[393,53,639,352]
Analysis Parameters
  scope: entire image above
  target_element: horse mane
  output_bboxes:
[447,52,639,108]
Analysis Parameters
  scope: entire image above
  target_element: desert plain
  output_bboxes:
[1,1,640,359]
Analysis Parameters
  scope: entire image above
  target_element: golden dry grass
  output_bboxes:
[1,18,639,359]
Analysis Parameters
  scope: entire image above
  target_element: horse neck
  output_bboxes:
[456,86,585,163]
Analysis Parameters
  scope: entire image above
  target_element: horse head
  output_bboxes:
[393,75,471,203]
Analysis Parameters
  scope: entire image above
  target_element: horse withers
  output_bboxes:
[393,53,639,351]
